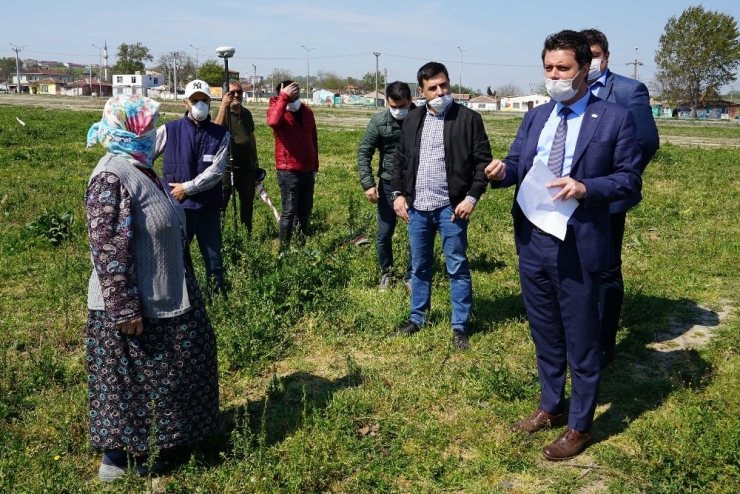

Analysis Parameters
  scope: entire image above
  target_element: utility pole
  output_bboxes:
[92,44,103,95]
[190,44,203,78]
[89,65,93,96]
[10,43,25,94]
[627,47,643,80]
[457,46,466,95]
[171,51,179,100]
[374,52,380,108]
[301,45,315,101]
[384,68,388,105]
[103,41,108,82]
[252,64,257,101]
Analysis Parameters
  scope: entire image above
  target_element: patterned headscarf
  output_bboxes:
[87,95,161,167]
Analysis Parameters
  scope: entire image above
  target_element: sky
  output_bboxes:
[5,0,740,93]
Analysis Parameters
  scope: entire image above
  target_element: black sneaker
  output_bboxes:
[395,320,420,337]
[452,330,470,351]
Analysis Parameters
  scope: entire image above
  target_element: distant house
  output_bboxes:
[10,68,73,93]
[469,95,499,112]
[650,99,740,120]
[363,90,386,107]
[500,93,551,112]
[452,93,470,106]
[112,72,161,96]
[62,78,113,97]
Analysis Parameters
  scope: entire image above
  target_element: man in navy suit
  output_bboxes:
[486,30,642,460]
[580,29,660,368]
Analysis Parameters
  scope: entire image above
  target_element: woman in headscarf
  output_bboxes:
[85,95,220,481]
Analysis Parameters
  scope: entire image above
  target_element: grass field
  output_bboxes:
[0,103,739,493]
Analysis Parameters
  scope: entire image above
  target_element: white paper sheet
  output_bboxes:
[515,160,579,240]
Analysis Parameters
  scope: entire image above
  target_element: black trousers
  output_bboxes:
[276,169,315,248]
[599,211,627,367]
[222,167,256,232]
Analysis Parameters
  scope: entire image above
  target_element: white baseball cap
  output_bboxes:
[184,79,211,99]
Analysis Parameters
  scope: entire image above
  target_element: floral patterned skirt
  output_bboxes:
[86,273,220,452]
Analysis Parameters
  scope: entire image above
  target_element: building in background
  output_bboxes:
[499,93,551,112]
[112,72,161,96]
[469,95,499,112]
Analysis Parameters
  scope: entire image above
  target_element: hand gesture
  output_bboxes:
[280,82,300,99]
[485,159,506,181]
[547,177,586,201]
[116,316,143,336]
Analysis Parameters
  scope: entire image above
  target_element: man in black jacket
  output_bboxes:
[391,62,492,350]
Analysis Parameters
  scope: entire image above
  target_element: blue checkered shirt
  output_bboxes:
[413,110,450,211]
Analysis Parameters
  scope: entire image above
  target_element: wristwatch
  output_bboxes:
[391,191,403,200]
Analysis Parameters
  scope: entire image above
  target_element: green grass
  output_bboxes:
[1,106,739,493]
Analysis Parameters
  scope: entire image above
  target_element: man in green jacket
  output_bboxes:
[358,81,416,291]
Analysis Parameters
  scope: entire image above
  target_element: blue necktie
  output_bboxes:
[547,107,572,177]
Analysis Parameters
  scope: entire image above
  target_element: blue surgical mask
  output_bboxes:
[286,99,302,112]
[190,101,210,121]
[389,107,409,120]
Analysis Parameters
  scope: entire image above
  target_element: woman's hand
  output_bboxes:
[116,317,144,336]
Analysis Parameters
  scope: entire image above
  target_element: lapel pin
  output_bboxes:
[591,114,599,118]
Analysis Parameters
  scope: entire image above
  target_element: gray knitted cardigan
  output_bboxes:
[87,154,191,317]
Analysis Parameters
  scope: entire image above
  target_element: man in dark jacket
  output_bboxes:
[215,80,260,233]
[391,62,492,351]
[580,29,660,368]
[154,79,229,295]
[267,80,319,249]
[357,81,416,291]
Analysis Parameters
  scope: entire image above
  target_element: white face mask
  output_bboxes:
[190,101,210,121]
[389,107,409,120]
[588,58,604,82]
[286,99,302,112]
[545,73,584,103]
[427,94,453,114]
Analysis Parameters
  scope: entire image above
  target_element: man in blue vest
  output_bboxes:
[153,79,229,296]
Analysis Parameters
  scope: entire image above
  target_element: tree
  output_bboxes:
[494,82,523,97]
[655,6,740,117]
[111,42,153,74]
[156,53,196,90]
[529,81,548,96]
[0,57,17,82]
[315,70,346,91]
[197,59,229,87]
[359,71,386,92]
[486,86,494,96]
[268,68,295,92]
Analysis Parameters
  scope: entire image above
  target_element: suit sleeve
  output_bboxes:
[580,110,642,207]
[467,112,493,200]
[494,113,530,189]
[357,117,380,190]
[628,82,660,171]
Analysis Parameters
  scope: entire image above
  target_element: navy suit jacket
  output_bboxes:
[599,70,660,213]
[494,94,642,272]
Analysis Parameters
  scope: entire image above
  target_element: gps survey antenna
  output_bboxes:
[216,46,238,231]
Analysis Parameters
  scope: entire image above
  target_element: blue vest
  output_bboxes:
[162,114,227,210]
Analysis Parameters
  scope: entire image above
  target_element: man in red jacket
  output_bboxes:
[267,80,319,249]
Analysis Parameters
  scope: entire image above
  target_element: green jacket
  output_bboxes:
[357,107,413,190]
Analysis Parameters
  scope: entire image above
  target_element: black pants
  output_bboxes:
[222,167,256,232]
[277,169,315,248]
[599,211,627,366]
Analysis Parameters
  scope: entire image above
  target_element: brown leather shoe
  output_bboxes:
[510,409,567,434]
[542,428,593,461]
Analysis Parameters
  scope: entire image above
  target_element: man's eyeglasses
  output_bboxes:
[230,90,243,96]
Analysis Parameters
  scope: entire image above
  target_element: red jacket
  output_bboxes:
[267,93,319,173]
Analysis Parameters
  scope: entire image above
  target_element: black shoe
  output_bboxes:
[452,330,470,351]
[395,321,420,337]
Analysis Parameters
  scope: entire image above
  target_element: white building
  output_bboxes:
[469,95,499,112]
[112,72,161,96]
[500,93,551,112]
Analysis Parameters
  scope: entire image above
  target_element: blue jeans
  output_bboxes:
[408,205,472,332]
[184,208,225,296]
[378,181,412,279]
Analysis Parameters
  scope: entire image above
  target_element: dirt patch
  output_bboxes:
[660,135,740,148]
[651,301,733,358]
